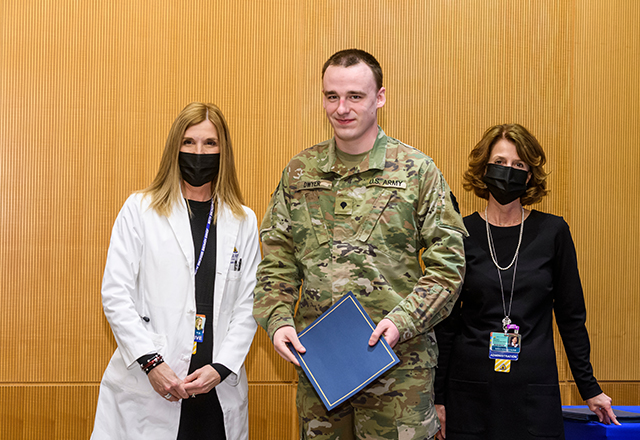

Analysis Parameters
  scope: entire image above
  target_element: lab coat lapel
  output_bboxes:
[167,197,194,271]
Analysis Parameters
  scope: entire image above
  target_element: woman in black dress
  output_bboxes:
[434,124,618,440]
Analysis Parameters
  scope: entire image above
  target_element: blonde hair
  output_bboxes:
[140,102,246,219]
[463,124,549,205]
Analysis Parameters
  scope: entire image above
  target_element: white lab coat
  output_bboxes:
[92,192,259,440]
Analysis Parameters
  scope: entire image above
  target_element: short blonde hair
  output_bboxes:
[141,102,245,219]
[463,124,548,205]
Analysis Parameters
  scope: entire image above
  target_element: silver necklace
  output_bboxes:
[484,206,525,330]
[485,206,524,270]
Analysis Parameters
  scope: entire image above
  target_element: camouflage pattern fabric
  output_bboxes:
[297,365,438,440]
[253,128,467,438]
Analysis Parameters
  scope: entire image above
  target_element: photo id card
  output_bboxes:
[194,314,206,343]
[230,247,240,271]
[489,332,521,361]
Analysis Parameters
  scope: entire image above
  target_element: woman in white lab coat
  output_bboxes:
[92,102,259,440]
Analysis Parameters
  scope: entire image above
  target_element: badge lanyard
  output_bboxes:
[485,206,524,372]
[191,199,214,355]
[194,199,214,276]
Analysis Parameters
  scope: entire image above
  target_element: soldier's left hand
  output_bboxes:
[369,318,399,348]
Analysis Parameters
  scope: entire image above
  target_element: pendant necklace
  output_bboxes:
[484,206,524,330]
[486,206,525,373]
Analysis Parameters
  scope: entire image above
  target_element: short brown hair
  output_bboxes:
[322,49,383,90]
[463,124,549,205]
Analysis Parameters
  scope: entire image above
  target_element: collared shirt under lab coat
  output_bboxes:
[92,192,259,440]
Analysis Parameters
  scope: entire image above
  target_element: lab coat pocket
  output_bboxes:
[224,364,245,388]
[103,350,155,396]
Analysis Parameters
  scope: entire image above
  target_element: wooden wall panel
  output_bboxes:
[0,0,638,438]
[560,382,640,407]
[246,329,297,383]
[248,383,298,439]
[0,385,97,439]
[570,0,640,383]
[0,384,301,439]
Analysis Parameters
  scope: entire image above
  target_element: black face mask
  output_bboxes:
[482,163,529,205]
[178,152,220,187]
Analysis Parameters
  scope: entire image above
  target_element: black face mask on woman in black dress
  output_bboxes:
[482,163,529,205]
[178,152,220,187]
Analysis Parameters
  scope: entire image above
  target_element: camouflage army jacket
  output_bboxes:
[254,128,467,368]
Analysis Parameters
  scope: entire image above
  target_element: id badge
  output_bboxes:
[489,332,521,361]
[230,247,239,271]
[194,314,206,343]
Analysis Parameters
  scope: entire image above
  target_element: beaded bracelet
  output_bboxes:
[141,353,164,374]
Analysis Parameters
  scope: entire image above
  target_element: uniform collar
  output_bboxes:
[319,126,389,175]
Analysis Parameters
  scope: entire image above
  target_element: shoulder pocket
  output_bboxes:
[355,189,394,243]
[355,187,416,260]
[284,182,331,258]
[299,189,330,246]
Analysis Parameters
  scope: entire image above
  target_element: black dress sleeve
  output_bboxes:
[552,218,602,401]
[211,363,232,381]
[434,297,462,405]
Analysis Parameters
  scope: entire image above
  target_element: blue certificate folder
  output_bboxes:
[289,292,400,411]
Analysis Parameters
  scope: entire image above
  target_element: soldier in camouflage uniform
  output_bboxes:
[253,49,467,440]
